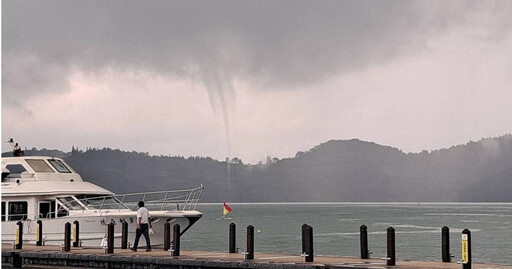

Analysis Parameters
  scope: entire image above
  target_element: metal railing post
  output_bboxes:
[100,196,106,211]
[161,192,169,211]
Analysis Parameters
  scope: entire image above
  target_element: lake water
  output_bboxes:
[182,203,512,265]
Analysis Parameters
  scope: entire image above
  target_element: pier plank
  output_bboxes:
[3,244,511,269]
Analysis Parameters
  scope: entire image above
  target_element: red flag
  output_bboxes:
[223,202,232,215]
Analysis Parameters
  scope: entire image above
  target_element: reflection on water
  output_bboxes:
[181,203,512,265]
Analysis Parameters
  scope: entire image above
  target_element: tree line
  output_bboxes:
[4,134,511,202]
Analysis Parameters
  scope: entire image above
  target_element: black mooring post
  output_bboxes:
[172,224,181,256]
[462,229,471,269]
[360,225,369,259]
[72,220,80,247]
[386,227,395,266]
[121,220,128,249]
[106,223,114,254]
[246,225,254,260]
[36,220,43,246]
[229,222,236,253]
[64,222,71,252]
[15,221,23,250]
[302,224,308,255]
[305,225,314,262]
[442,226,450,262]
[164,222,170,251]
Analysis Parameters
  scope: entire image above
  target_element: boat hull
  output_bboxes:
[1,210,202,247]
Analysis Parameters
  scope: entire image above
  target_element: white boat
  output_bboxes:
[1,153,203,248]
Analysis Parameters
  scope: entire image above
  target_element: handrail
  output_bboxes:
[72,185,204,213]
[1,213,44,221]
[0,209,75,221]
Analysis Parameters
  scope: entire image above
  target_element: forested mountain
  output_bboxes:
[4,135,512,202]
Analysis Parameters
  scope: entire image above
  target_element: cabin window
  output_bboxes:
[4,164,27,178]
[8,201,28,221]
[57,196,85,210]
[38,201,54,219]
[1,202,5,221]
[48,159,72,173]
[57,204,69,218]
[26,159,54,173]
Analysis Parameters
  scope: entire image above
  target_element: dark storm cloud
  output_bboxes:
[3,0,509,106]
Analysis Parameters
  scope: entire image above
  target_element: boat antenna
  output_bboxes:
[6,138,25,157]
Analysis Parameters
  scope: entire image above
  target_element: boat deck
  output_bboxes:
[2,244,511,269]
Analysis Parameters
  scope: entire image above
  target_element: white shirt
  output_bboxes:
[137,207,150,224]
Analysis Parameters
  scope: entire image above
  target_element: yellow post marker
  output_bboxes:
[72,226,76,242]
[36,226,40,242]
[15,226,20,245]
[461,234,468,263]
[461,229,471,269]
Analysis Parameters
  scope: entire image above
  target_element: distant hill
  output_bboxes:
[3,135,512,202]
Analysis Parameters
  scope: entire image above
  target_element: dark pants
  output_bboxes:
[133,223,151,250]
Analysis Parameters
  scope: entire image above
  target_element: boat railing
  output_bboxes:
[1,213,47,222]
[72,184,204,213]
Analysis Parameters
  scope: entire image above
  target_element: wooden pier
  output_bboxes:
[3,244,511,269]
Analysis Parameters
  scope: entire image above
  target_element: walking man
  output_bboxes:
[131,201,152,252]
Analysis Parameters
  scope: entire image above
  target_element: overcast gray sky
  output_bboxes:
[2,0,512,163]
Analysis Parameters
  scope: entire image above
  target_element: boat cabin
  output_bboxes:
[1,156,127,222]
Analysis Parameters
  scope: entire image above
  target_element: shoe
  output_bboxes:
[145,249,152,252]
[130,248,137,252]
